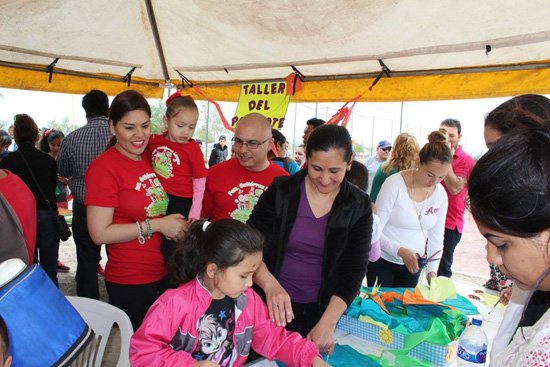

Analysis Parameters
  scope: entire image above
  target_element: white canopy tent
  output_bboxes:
[1,0,550,101]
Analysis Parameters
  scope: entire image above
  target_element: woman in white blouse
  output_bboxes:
[367,129,452,288]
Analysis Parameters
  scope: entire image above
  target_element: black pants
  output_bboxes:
[73,202,101,299]
[366,257,420,288]
[105,277,169,331]
[36,209,60,287]
[160,194,192,265]
[437,227,462,278]
[286,301,323,338]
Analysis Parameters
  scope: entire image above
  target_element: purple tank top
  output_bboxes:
[278,181,329,303]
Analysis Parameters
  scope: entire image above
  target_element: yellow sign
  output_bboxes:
[232,82,291,129]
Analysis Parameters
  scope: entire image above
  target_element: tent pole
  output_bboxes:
[292,103,297,151]
[399,102,404,133]
[144,0,170,82]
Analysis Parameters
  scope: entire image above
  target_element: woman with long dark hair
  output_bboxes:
[85,90,187,329]
[469,118,550,364]
[248,124,372,354]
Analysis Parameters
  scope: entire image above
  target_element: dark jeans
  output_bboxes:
[286,301,323,338]
[36,209,60,286]
[160,194,192,265]
[73,202,101,299]
[437,227,462,278]
[366,257,420,288]
[105,277,169,331]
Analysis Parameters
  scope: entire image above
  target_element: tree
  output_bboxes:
[150,99,166,134]
[47,116,77,134]
[353,141,366,154]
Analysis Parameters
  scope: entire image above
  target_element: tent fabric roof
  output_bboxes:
[1,0,550,101]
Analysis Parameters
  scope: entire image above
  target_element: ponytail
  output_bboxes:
[168,219,263,286]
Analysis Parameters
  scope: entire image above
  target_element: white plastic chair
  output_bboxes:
[66,296,133,367]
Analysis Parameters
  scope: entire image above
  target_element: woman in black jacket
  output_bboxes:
[248,124,372,355]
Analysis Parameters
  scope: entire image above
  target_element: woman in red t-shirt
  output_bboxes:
[85,90,188,330]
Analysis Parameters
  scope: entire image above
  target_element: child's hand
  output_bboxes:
[194,361,220,367]
[187,217,199,225]
[312,356,330,367]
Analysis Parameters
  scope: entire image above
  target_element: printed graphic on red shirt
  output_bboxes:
[151,146,180,179]
[136,172,169,217]
[229,182,267,222]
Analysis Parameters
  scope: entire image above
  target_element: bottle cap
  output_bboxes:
[471,317,482,326]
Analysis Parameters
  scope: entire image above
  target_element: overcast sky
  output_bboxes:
[1,87,540,158]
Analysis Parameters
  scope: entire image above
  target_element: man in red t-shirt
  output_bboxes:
[438,119,475,278]
[202,113,288,222]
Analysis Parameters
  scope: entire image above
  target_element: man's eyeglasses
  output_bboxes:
[232,137,270,150]
[382,147,392,152]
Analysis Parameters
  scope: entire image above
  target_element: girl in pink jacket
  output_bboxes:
[130,219,326,367]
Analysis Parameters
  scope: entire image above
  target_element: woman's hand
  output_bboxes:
[307,319,336,355]
[499,287,513,306]
[157,214,188,242]
[312,356,330,367]
[264,282,294,327]
[398,247,420,274]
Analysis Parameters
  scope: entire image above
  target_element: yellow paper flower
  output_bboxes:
[378,328,393,345]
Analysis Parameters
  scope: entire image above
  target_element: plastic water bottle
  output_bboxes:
[457,317,488,366]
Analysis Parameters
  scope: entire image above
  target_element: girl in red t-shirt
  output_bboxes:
[145,92,207,263]
[86,90,188,330]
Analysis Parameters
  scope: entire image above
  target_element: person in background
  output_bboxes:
[40,128,71,273]
[269,129,300,174]
[208,135,228,167]
[468,123,550,364]
[57,89,111,299]
[145,92,207,264]
[86,90,188,330]
[130,219,324,367]
[369,133,419,203]
[437,119,475,279]
[364,140,391,195]
[7,125,17,152]
[40,129,71,209]
[0,114,59,286]
[202,113,288,223]
[283,141,292,158]
[302,118,325,146]
[0,131,11,160]
[248,124,372,355]
[0,315,12,367]
[294,144,306,169]
[345,160,381,263]
[367,130,451,288]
